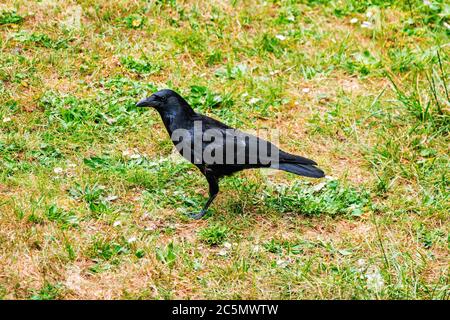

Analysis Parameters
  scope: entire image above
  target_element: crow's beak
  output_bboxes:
[136,97,151,107]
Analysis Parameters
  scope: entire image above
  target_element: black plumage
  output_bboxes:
[136,89,324,219]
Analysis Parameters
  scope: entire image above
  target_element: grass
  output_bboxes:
[0,0,448,299]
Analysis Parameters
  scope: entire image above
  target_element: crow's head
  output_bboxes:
[136,89,187,111]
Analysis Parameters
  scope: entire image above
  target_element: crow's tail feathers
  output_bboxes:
[277,163,325,178]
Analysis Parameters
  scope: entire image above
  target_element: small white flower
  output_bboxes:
[67,162,76,168]
[276,259,289,268]
[105,116,117,125]
[113,220,122,227]
[361,21,373,29]
[366,266,384,291]
[275,34,286,41]
[252,245,261,253]
[2,117,11,123]
[302,87,311,93]
[142,211,151,219]
[357,259,366,267]
[123,149,141,159]
[127,236,137,243]
[356,259,367,272]
[218,249,228,256]
[249,97,260,104]
[53,167,64,174]
[312,182,326,192]
[350,18,358,24]
[423,0,431,6]
[144,223,157,231]
[223,242,232,249]
[104,195,118,202]
[366,11,373,18]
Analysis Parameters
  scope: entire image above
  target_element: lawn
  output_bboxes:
[0,0,448,299]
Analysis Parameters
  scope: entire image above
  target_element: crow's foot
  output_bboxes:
[189,211,207,220]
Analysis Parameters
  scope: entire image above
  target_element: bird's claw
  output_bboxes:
[189,211,207,220]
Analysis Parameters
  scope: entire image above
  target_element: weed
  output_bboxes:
[123,14,145,29]
[264,180,370,217]
[198,224,229,246]
[13,31,69,49]
[120,56,161,75]
[156,242,177,268]
[45,205,79,228]
[0,10,24,25]
[30,283,63,300]
[68,183,109,214]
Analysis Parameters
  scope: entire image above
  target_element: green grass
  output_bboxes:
[0,0,448,299]
[198,224,229,246]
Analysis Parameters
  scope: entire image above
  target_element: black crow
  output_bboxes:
[136,89,324,219]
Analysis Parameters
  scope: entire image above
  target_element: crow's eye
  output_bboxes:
[161,96,167,102]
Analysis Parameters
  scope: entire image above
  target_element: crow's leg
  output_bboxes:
[190,176,219,220]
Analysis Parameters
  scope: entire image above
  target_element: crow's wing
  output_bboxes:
[172,112,317,167]
[200,119,280,166]
[200,115,317,166]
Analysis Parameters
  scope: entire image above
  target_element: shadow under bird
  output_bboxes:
[136,89,325,219]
